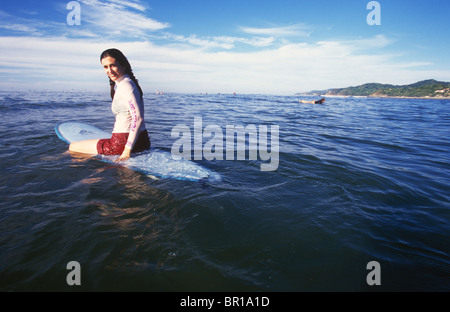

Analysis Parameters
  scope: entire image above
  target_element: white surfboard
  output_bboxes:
[55,122,221,182]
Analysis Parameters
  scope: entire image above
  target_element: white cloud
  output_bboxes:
[0,23,37,33]
[0,10,41,35]
[156,33,276,50]
[78,0,170,38]
[107,0,147,12]
[1,34,447,94]
[240,23,312,37]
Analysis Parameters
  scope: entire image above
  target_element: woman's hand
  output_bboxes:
[117,147,131,162]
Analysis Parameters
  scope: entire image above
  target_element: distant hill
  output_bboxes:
[299,79,450,98]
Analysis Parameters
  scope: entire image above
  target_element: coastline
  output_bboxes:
[298,79,450,100]
[299,94,450,100]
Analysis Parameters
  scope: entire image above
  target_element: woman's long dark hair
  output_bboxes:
[100,48,143,99]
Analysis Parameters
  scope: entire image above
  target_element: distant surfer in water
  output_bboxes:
[299,98,326,104]
[69,49,150,162]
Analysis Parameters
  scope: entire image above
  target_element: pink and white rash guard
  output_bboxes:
[111,74,146,149]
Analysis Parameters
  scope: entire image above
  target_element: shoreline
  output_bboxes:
[298,94,450,100]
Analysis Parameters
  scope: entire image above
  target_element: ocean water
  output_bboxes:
[0,91,449,292]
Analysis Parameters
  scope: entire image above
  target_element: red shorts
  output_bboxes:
[97,130,151,156]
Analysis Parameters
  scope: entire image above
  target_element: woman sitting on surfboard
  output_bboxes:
[299,98,326,104]
[69,49,150,161]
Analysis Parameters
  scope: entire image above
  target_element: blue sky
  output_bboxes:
[0,0,449,94]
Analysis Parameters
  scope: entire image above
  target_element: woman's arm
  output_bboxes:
[117,93,143,162]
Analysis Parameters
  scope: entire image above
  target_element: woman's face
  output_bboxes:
[101,56,126,82]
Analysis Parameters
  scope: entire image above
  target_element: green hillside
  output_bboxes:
[301,79,450,98]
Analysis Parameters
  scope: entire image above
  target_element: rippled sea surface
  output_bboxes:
[0,91,449,291]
